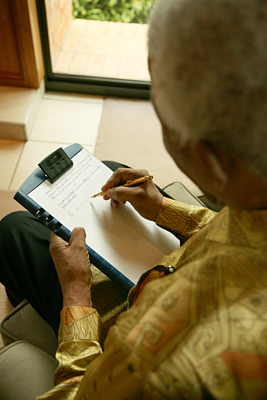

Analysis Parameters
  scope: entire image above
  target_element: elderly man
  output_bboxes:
[1,0,267,398]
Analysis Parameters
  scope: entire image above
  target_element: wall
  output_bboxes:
[45,0,73,63]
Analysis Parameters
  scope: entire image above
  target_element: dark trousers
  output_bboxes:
[0,161,171,334]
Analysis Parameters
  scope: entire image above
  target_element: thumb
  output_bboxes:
[69,227,87,247]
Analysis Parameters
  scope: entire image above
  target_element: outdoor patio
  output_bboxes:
[52,19,150,81]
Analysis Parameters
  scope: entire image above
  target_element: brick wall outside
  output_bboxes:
[45,0,73,63]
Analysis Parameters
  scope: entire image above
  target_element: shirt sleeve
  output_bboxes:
[156,197,217,242]
[37,306,102,400]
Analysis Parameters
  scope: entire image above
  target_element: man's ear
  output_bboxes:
[188,141,229,193]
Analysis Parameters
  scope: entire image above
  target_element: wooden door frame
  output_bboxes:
[0,0,44,88]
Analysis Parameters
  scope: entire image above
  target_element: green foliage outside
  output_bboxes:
[72,0,157,24]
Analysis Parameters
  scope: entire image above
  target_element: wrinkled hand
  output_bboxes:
[49,228,93,308]
[101,168,163,221]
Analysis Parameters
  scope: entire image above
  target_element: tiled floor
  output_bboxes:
[0,92,103,192]
[53,19,150,81]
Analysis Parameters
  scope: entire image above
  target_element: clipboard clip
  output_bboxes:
[38,148,73,183]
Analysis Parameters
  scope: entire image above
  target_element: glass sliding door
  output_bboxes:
[36,0,156,98]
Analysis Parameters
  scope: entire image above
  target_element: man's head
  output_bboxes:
[148,0,267,209]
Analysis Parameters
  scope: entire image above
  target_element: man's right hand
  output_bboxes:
[101,168,163,222]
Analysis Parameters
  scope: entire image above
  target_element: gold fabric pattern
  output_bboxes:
[58,307,101,344]
[37,307,102,399]
[38,201,267,399]
[156,198,217,242]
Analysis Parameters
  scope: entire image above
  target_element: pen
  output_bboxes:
[91,175,153,198]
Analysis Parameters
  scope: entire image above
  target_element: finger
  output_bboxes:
[101,169,149,191]
[106,186,143,203]
[101,169,126,191]
[69,227,86,247]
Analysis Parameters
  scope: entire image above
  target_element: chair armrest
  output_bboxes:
[163,182,206,206]
[163,182,224,211]
[0,300,58,357]
[0,341,58,399]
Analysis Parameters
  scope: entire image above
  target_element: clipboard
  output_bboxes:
[14,143,179,291]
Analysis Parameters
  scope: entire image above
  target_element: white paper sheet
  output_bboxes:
[29,149,179,284]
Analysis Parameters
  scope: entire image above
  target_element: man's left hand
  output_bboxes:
[49,228,93,308]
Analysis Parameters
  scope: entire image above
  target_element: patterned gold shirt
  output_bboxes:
[37,199,267,399]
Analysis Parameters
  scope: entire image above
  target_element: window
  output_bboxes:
[36,0,155,98]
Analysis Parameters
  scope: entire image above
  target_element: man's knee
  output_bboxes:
[0,211,31,237]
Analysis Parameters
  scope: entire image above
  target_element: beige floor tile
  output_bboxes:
[107,43,125,55]
[83,144,95,154]
[102,55,120,77]
[70,18,88,34]
[94,98,196,190]
[119,57,137,80]
[30,96,103,146]
[69,52,89,74]
[77,35,95,53]
[9,141,73,191]
[0,140,24,190]
[62,34,81,52]
[97,22,115,38]
[0,86,36,124]
[112,23,130,39]
[86,54,106,76]
[92,39,110,55]
[85,19,103,35]
[43,92,103,104]
[53,52,73,73]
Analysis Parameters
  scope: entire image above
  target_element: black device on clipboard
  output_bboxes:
[38,148,73,183]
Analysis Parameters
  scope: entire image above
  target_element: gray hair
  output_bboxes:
[148,0,267,176]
